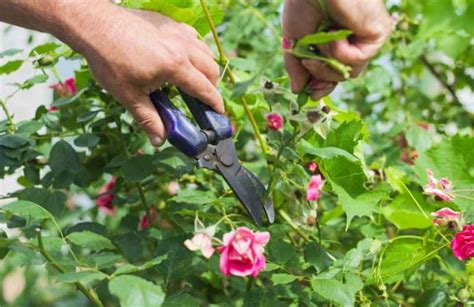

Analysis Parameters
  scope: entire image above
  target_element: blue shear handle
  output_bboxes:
[179,90,233,141]
[150,91,207,157]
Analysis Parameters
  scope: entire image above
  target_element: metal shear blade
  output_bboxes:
[197,139,274,226]
[150,89,274,225]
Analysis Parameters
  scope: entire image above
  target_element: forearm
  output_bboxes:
[0,0,111,56]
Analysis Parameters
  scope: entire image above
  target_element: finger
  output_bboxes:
[320,39,370,66]
[284,53,310,93]
[190,49,220,86]
[172,64,224,114]
[302,59,346,82]
[310,85,337,101]
[349,63,367,78]
[127,95,166,146]
[308,77,337,92]
[180,23,199,38]
[193,39,215,59]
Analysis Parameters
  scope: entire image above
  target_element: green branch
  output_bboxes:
[37,230,104,307]
[0,99,16,133]
[199,0,269,155]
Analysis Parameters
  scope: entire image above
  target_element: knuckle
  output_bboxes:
[180,23,198,36]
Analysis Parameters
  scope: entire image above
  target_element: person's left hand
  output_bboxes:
[282,0,393,100]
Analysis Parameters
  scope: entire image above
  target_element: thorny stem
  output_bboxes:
[401,182,451,244]
[200,0,269,155]
[137,182,153,227]
[37,230,103,307]
[0,99,16,133]
[279,209,310,242]
[115,118,154,227]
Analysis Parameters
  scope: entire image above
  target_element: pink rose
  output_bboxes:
[306,162,318,173]
[423,169,454,202]
[184,232,215,259]
[266,113,283,130]
[96,177,116,216]
[49,77,77,97]
[306,175,324,201]
[451,224,474,261]
[139,207,158,229]
[63,78,77,96]
[217,227,270,277]
[432,207,461,226]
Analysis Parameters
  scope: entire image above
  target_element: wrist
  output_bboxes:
[50,0,114,57]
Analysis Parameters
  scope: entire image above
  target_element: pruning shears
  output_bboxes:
[150,89,274,226]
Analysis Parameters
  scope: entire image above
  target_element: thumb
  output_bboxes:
[127,95,166,146]
[284,53,310,93]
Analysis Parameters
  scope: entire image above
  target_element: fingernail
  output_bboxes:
[150,135,164,146]
[309,79,335,91]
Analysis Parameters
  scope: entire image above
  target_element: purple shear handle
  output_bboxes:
[149,90,208,157]
[178,90,232,142]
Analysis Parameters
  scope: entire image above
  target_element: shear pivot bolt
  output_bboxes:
[219,154,233,166]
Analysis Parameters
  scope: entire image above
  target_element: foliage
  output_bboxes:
[0,0,473,306]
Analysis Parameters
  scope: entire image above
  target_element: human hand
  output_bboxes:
[282,0,393,100]
[59,1,223,146]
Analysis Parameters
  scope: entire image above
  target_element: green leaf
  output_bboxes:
[113,254,167,276]
[295,30,352,47]
[0,135,29,148]
[113,232,143,262]
[66,222,107,236]
[109,275,165,307]
[74,133,100,148]
[269,240,295,265]
[311,275,362,307]
[121,155,154,182]
[405,125,433,152]
[271,273,297,285]
[0,230,10,259]
[21,74,48,89]
[29,42,61,56]
[322,156,367,196]
[332,183,386,228]
[170,189,217,205]
[0,60,23,75]
[0,48,22,58]
[122,0,224,36]
[51,87,88,107]
[77,110,100,123]
[56,271,108,283]
[304,242,333,272]
[298,140,358,162]
[415,135,474,216]
[67,231,115,252]
[415,135,474,185]
[18,188,66,217]
[1,200,52,220]
[383,193,432,230]
[16,120,43,134]
[163,293,200,307]
[153,147,194,176]
[49,140,81,187]
[378,237,431,284]
[325,120,365,153]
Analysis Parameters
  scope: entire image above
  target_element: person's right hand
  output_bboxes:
[59,1,223,146]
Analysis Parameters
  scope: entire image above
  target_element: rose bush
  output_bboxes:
[0,0,473,306]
